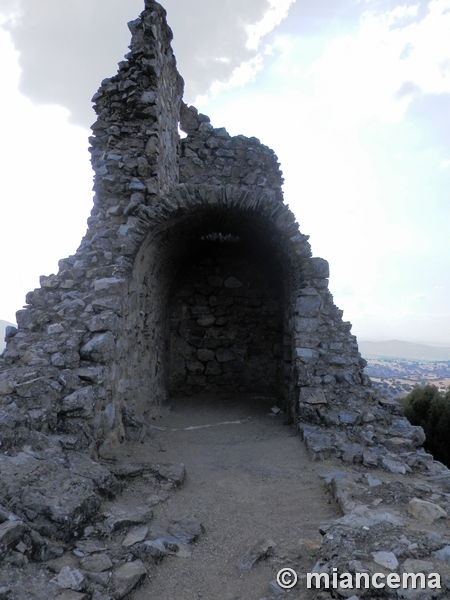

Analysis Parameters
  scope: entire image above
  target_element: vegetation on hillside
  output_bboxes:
[402,384,450,468]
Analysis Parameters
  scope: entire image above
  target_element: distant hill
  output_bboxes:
[0,320,15,352]
[359,340,450,362]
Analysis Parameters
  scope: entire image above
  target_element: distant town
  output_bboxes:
[365,358,450,399]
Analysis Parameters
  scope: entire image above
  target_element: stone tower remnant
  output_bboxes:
[1,0,371,453]
[1,2,450,597]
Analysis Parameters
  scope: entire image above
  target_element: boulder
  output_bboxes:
[408,498,447,525]
[113,560,147,598]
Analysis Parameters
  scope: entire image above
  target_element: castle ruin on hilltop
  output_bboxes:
[2,0,372,454]
[1,2,450,598]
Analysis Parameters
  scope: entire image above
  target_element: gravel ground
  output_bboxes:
[123,394,340,600]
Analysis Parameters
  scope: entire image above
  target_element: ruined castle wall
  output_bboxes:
[0,0,185,453]
[0,0,378,454]
[179,104,284,197]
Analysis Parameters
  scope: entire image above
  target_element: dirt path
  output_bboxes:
[122,395,340,600]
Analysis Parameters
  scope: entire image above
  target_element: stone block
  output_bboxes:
[113,560,147,598]
[94,277,125,293]
[372,551,398,570]
[88,312,120,332]
[122,526,149,548]
[295,347,319,363]
[60,386,95,417]
[77,367,105,384]
[329,355,348,366]
[197,349,215,362]
[215,348,236,363]
[408,498,447,524]
[80,553,113,572]
[80,332,115,363]
[310,257,330,278]
[433,545,450,563]
[300,388,328,405]
[51,567,85,591]
[104,507,153,532]
[294,317,318,333]
[197,315,216,327]
[205,361,221,375]
[168,516,204,544]
[0,379,13,395]
[383,437,413,453]
[382,457,407,474]
[186,361,205,374]
[0,520,25,547]
[47,323,64,335]
[91,296,123,315]
[238,539,275,573]
[403,558,435,572]
[224,277,243,288]
[303,431,336,461]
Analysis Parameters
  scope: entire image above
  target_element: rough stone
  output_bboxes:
[104,507,153,532]
[168,516,204,544]
[0,380,13,395]
[51,566,85,591]
[112,560,147,598]
[238,539,276,572]
[372,551,398,570]
[197,349,215,362]
[403,558,435,572]
[80,552,113,572]
[300,388,328,405]
[433,545,450,563]
[0,451,116,539]
[60,386,95,417]
[408,498,447,524]
[0,520,25,547]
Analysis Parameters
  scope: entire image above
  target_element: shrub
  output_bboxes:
[404,384,450,467]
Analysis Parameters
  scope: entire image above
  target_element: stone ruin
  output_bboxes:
[1,1,450,598]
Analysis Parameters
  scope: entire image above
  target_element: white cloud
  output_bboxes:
[246,0,296,50]
[0,25,93,322]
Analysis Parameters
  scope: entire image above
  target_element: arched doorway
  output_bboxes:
[122,189,305,421]
[167,213,286,397]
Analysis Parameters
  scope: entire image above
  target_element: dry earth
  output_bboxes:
[115,395,341,600]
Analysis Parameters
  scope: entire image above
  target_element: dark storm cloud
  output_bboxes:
[1,0,432,128]
[2,0,271,128]
[3,0,144,126]
[163,0,270,100]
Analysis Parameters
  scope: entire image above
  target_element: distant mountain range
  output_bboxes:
[1,319,449,362]
[0,320,15,352]
[359,340,450,362]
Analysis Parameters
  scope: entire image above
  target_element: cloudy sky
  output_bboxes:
[0,0,449,344]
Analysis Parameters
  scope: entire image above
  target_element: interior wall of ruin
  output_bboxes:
[168,236,285,397]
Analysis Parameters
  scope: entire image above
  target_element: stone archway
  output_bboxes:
[116,189,309,423]
[167,225,285,397]
[0,0,369,451]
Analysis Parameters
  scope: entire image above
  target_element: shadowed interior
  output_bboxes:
[124,203,298,416]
